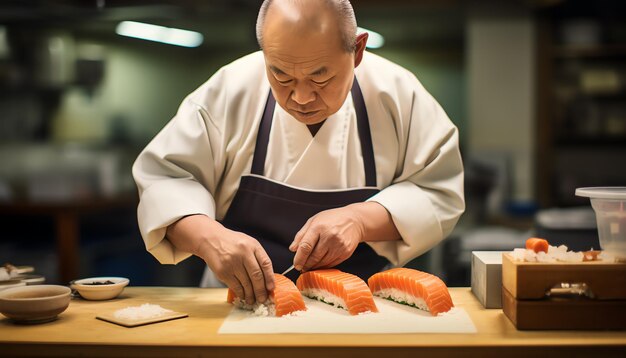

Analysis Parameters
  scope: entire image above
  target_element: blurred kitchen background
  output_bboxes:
[1,0,625,287]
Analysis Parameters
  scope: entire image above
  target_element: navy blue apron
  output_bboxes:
[221,79,389,282]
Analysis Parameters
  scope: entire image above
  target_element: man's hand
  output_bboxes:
[201,230,274,305]
[167,215,275,305]
[289,202,401,272]
[289,205,364,271]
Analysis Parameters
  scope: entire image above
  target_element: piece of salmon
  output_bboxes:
[368,268,454,316]
[296,269,378,315]
[227,273,306,317]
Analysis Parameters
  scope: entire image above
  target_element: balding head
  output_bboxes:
[256,0,357,53]
[257,0,368,125]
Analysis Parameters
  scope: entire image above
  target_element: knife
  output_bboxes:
[281,264,295,275]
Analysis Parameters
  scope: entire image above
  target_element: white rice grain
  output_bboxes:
[300,288,347,310]
[374,288,429,312]
[511,244,588,263]
[231,297,275,317]
[113,303,172,321]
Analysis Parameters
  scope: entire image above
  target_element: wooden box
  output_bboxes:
[501,253,626,330]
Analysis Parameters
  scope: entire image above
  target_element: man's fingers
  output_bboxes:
[293,230,319,271]
[315,250,338,269]
[254,247,275,292]
[243,250,270,303]
[228,277,245,302]
[326,243,354,268]
[303,246,329,271]
[235,270,255,305]
[325,256,346,269]
[290,218,313,252]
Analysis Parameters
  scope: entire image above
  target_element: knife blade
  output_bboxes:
[281,264,295,275]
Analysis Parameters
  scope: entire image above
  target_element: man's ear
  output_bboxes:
[354,32,368,68]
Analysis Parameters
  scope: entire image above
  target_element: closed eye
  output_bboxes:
[312,79,330,85]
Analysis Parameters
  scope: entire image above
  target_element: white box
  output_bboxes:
[471,251,504,309]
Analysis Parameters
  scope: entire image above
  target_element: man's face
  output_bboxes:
[261,8,357,125]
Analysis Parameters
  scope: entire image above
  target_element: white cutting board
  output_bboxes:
[218,296,476,334]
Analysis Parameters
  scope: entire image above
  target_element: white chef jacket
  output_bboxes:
[132,51,465,267]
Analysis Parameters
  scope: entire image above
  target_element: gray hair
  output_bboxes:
[256,0,357,52]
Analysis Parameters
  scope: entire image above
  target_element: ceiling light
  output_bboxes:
[116,21,203,48]
[357,27,385,49]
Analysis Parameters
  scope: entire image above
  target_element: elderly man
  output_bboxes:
[133,0,464,305]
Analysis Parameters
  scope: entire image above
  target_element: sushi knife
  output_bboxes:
[281,264,295,275]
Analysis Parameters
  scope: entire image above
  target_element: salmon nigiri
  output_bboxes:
[296,269,378,315]
[368,268,454,316]
[227,273,306,317]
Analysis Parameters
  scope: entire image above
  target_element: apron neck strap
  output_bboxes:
[251,92,276,176]
[251,78,377,187]
[351,78,377,187]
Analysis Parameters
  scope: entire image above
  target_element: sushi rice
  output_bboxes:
[511,245,593,263]
[300,288,346,310]
[375,288,429,312]
[230,297,276,316]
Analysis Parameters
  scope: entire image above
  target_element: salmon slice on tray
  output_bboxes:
[368,268,454,316]
[227,273,306,317]
[296,269,378,315]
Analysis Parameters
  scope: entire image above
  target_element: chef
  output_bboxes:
[133,0,464,306]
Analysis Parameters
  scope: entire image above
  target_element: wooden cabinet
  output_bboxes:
[536,3,626,208]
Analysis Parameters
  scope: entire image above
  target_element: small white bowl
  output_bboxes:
[0,280,26,291]
[71,277,129,300]
[16,274,46,285]
[0,285,71,324]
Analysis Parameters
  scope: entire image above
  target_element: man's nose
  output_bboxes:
[290,81,316,105]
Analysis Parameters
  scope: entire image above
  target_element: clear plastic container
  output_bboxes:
[576,187,626,260]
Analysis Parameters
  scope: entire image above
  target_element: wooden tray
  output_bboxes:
[96,311,188,328]
[502,253,626,300]
[502,287,626,330]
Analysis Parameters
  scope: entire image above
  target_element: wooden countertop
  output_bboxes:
[1,287,625,357]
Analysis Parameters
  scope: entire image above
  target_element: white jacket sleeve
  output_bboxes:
[366,72,465,266]
[132,74,228,265]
